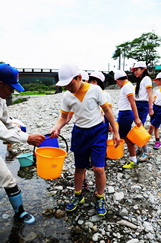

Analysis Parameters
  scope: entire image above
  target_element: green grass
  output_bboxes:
[12,98,28,105]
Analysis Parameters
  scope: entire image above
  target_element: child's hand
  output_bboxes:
[135,118,142,127]
[113,132,120,148]
[149,108,154,117]
[49,127,60,138]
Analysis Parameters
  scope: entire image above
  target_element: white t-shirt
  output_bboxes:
[154,88,161,106]
[61,82,108,128]
[103,90,112,107]
[135,76,152,102]
[119,81,135,111]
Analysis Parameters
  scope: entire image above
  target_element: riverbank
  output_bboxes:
[1,89,161,242]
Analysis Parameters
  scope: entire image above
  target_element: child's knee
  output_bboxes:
[93,166,105,176]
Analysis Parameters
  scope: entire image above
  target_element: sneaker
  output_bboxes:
[123,160,139,169]
[139,152,151,162]
[135,149,143,156]
[66,195,84,212]
[153,141,161,150]
[96,197,107,216]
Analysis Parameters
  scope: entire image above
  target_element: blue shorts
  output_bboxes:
[150,104,161,128]
[71,122,107,168]
[117,110,134,138]
[136,101,149,125]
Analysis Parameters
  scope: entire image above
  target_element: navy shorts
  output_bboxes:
[136,101,149,125]
[150,104,161,128]
[117,110,134,138]
[71,122,107,168]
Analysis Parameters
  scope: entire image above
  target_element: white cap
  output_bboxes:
[131,61,147,71]
[56,62,80,86]
[154,72,161,81]
[114,70,127,80]
[89,71,105,82]
[81,70,89,81]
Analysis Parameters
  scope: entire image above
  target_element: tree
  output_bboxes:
[112,32,161,69]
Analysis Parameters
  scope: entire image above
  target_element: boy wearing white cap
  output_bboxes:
[114,70,142,169]
[50,62,120,216]
[146,72,161,149]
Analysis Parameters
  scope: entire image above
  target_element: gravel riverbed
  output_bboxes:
[1,88,161,243]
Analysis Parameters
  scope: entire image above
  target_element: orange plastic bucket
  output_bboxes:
[106,139,125,159]
[127,124,151,147]
[35,147,67,179]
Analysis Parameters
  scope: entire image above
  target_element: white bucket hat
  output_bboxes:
[114,70,127,80]
[89,71,105,82]
[154,72,161,81]
[131,61,147,71]
[80,70,89,81]
[56,62,80,86]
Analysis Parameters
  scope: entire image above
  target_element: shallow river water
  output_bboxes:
[0,140,72,243]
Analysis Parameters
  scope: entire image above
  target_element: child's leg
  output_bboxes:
[75,168,86,191]
[153,127,161,150]
[93,166,106,195]
[122,138,139,169]
[148,124,154,135]
[93,166,107,216]
[154,126,159,139]
[66,168,86,212]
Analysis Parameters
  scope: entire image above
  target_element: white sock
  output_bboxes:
[130,156,137,163]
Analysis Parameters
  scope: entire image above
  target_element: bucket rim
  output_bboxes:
[107,139,125,146]
[16,152,33,159]
[35,146,67,159]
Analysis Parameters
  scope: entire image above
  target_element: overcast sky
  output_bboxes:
[0,0,161,72]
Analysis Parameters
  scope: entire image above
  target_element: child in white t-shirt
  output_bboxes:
[115,70,141,169]
[49,62,120,216]
[146,72,161,149]
[132,61,153,161]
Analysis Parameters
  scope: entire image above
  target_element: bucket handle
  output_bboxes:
[45,133,69,153]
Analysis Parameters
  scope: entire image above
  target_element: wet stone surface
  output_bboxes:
[0,89,161,242]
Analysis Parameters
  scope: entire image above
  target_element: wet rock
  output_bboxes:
[55,209,65,219]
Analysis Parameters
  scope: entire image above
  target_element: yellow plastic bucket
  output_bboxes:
[35,147,67,179]
[127,124,151,147]
[106,139,125,159]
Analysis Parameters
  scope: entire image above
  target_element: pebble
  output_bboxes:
[4,87,161,242]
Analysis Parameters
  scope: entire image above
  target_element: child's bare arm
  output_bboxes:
[49,113,68,137]
[128,95,141,126]
[102,105,120,147]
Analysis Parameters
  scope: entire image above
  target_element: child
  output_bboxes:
[114,70,142,169]
[89,71,113,132]
[146,72,161,149]
[81,70,89,82]
[49,62,120,216]
[88,71,113,170]
[132,61,154,162]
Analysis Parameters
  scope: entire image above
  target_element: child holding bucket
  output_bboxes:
[114,70,142,169]
[88,71,113,168]
[49,62,120,216]
[132,61,153,162]
[145,72,161,149]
